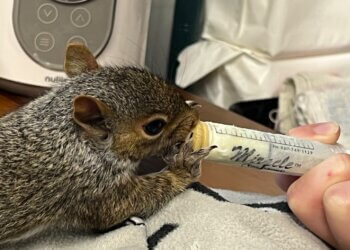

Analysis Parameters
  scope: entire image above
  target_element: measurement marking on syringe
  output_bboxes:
[252,133,257,140]
[213,126,315,149]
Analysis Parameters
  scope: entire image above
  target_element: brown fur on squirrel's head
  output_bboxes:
[64,43,199,162]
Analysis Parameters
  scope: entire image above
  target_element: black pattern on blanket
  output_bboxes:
[2,183,330,250]
[189,182,291,213]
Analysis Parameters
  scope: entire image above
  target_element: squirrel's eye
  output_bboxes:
[143,119,167,136]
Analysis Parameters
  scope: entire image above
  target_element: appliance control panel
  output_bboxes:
[13,0,115,71]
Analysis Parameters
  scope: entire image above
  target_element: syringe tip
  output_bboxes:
[192,121,209,150]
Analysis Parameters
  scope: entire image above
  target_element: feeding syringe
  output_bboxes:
[192,121,345,176]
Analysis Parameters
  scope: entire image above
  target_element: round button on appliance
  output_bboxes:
[70,8,91,28]
[53,0,90,3]
[67,35,88,46]
[37,3,58,24]
[34,32,55,52]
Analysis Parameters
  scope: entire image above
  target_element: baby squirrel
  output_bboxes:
[0,43,214,243]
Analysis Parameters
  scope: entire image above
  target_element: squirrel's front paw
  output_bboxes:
[169,133,216,179]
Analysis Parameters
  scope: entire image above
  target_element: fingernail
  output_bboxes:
[312,122,339,135]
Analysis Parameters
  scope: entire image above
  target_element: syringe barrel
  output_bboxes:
[202,122,346,176]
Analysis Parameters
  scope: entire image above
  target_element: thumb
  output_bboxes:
[323,181,350,249]
[288,122,340,144]
[276,122,340,192]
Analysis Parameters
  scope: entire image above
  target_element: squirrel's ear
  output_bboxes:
[64,43,99,78]
[73,95,110,141]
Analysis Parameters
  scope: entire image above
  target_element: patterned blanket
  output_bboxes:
[2,183,330,250]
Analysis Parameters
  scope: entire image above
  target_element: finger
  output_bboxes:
[288,122,340,144]
[276,122,341,191]
[324,181,350,249]
[287,153,350,246]
[275,174,299,192]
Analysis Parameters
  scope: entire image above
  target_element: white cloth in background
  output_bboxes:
[277,72,350,151]
[176,0,350,108]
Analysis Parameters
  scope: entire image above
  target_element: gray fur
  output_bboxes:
[0,66,209,242]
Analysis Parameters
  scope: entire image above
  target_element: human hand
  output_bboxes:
[275,122,350,249]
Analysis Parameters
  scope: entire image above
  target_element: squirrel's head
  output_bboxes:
[65,43,199,162]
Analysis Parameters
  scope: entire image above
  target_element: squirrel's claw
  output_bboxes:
[189,145,216,165]
[125,217,145,226]
[168,136,216,178]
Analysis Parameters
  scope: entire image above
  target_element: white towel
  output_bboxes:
[1,183,329,250]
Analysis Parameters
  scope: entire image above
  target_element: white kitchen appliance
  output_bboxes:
[0,0,152,96]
